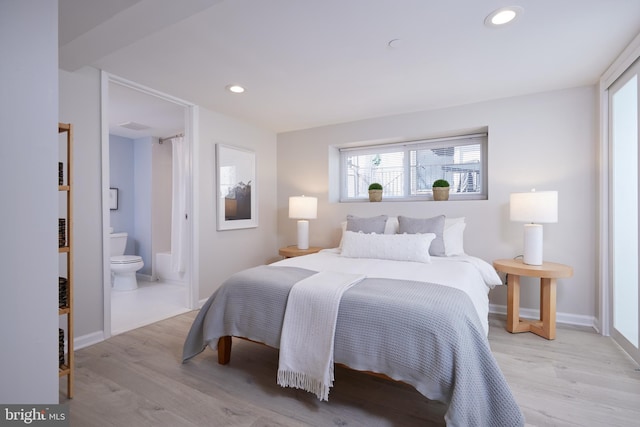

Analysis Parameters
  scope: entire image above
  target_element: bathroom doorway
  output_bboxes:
[101,72,198,337]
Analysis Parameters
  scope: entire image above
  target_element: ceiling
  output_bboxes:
[60,0,640,134]
[106,81,186,139]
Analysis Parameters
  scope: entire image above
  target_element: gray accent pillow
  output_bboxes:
[398,215,446,256]
[346,215,388,234]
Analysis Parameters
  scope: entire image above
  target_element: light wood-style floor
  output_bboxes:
[61,312,640,427]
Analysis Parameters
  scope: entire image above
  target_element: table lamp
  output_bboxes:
[288,196,317,250]
[510,189,558,265]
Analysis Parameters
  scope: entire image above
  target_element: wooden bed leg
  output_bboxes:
[218,336,232,365]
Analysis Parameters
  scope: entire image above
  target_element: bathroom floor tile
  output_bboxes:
[111,279,190,335]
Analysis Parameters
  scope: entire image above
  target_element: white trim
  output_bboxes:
[189,105,200,310]
[136,273,154,282]
[100,71,199,339]
[337,133,487,152]
[74,331,105,350]
[601,32,640,90]
[100,72,112,339]
[598,31,640,338]
[106,74,194,107]
[598,80,610,336]
[489,304,597,330]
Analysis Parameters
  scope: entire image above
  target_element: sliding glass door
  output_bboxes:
[609,57,640,363]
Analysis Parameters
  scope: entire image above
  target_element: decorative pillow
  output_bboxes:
[339,216,396,249]
[346,215,388,234]
[444,221,466,256]
[398,215,446,256]
[444,216,465,228]
[384,216,399,234]
[340,231,435,263]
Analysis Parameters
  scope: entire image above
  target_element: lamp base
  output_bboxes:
[523,223,543,265]
[297,220,310,250]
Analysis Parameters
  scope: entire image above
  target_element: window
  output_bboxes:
[340,133,487,201]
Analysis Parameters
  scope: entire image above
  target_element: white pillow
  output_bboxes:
[384,216,399,234]
[443,217,466,256]
[339,216,398,248]
[340,216,465,255]
[444,216,465,227]
[340,231,435,263]
[338,221,348,249]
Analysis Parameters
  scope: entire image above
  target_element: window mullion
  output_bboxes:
[405,146,412,197]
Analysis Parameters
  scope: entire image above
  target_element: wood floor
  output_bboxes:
[61,312,640,427]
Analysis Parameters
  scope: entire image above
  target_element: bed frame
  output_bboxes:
[216,335,398,383]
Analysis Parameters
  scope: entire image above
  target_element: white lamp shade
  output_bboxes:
[289,196,317,219]
[510,190,558,223]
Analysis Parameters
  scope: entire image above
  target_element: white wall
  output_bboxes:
[277,86,598,323]
[111,134,168,275]
[109,134,135,253]
[59,67,105,339]
[197,109,279,299]
[0,0,59,403]
[133,136,153,275]
[59,66,279,341]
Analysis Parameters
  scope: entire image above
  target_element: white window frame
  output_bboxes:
[339,133,488,202]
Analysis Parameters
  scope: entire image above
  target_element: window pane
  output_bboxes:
[411,143,481,195]
[339,133,487,201]
[612,74,639,348]
[345,151,405,198]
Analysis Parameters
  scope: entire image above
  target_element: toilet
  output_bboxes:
[110,232,144,291]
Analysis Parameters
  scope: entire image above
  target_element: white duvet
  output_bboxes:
[273,248,502,335]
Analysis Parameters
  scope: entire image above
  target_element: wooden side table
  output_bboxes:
[278,246,323,258]
[493,258,573,340]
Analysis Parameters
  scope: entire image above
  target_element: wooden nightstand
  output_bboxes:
[493,258,573,340]
[279,246,323,258]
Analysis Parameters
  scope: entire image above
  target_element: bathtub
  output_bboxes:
[155,251,186,284]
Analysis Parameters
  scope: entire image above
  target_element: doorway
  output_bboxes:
[101,72,198,338]
[608,57,640,364]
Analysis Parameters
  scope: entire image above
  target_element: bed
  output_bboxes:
[182,215,525,426]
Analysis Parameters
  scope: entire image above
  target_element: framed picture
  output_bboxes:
[109,188,118,210]
[216,144,257,230]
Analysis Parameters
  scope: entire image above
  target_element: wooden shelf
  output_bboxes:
[58,122,74,399]
[58,365,70,377]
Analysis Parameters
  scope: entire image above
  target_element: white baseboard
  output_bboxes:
[489,304,596,329]
[136,273,154,282]
[74,331,105,350]
[70,304,597,352]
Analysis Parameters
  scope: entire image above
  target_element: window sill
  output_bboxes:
[339,194,487,203]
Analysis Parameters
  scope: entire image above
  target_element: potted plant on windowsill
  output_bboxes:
[432,179,450,201]
[368,182,383,202]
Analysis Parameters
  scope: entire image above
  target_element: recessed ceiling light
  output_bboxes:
[484,6,523,27]
[226,84,245,93]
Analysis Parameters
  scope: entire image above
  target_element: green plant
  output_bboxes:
[432,179,450,188]
[368,182,383,190]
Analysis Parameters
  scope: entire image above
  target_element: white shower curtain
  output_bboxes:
[171,136,187,273]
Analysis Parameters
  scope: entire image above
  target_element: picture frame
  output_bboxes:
[109,188,118,210]
[216,144,257,230]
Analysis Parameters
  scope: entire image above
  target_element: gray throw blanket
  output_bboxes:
[183,265,525,427]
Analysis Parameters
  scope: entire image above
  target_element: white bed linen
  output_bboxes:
[272,249,502,335]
